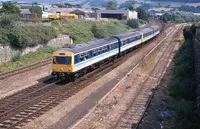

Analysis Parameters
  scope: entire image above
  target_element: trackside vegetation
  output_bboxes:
[160,11,200,23]
[0,14,58,49]
[52,20,131,44]
[167,26,200,129]
[0,47,57,72]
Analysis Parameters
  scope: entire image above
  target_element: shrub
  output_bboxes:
[126,19,139,29]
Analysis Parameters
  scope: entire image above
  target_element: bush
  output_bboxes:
[12,52,21,62]
[168,25,200,129]
[8,25,57,48]
[168,100,200,129]
[126,19,139,29]
[0,14,57,48]
[169,39,196,101]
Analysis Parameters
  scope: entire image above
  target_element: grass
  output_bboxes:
[52,19,131,44]
[0,47,58,72]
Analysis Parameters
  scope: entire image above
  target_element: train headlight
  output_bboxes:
[60,68,64,72]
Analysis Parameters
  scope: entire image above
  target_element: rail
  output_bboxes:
[0,58,52,80]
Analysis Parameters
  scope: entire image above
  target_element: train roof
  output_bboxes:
[115,31,141,40]
[60,25,160,55]
[61,37,118,54]
[140,25,160,33]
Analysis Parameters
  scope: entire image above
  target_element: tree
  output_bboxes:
[136,7,149,21]
[91,8,99,11]
[33,2,38,5]
[29,6,43,18]
[126,6,135,11]
[106,1,117,10]
[0,2,20,15]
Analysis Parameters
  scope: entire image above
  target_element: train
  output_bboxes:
[52,25,161,80]
[48,14,78,19]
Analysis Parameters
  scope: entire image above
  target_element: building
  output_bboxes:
[70,8,95,18]
[43,8,94,19]
[96,10,138,20]
[20,9,33,19]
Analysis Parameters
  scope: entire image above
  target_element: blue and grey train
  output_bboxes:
[52,25,160,79]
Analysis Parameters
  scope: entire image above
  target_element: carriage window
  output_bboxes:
[114,43,117,48]
[75,55,80,64]
[111,44,114,49]
[98,48,101,55]
[53,56,71,65]
[107,45,110,51]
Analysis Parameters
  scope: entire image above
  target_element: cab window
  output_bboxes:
[53,56,71,65]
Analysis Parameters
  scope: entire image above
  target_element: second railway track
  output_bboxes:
[0,59,52,80]
[113,25,183,129]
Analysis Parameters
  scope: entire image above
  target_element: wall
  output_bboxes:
[0,46,12,64]
[194,27,200,111]
[0,35,73,64]
[128,11,138,19]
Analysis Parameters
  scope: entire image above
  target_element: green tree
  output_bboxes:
[106,1,117,10]
[126,6,135,11]
[0,2,20,15]
[29,6,42,18]
[136,7,149,21]
[91,8,99,11]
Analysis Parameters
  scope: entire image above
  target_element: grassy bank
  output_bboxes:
[0,19,144,72]
[167,26,200,129]
[0,14,58,48]
[0,47,57,72]
[52,19,131,44]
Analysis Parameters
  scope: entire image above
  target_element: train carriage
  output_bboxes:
[52,37,120,78]
[52,25,161,79]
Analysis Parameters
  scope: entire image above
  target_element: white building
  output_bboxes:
[96,10,138,20]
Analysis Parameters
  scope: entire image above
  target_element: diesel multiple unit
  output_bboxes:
[52,25,160,79]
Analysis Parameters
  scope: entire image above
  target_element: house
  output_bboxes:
[96,10,138,20]
[43,8,94,19]
[70,8,95,18]
[20,9,33,19]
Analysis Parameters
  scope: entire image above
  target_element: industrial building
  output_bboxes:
[96,10,138,20]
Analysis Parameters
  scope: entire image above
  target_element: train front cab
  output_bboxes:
[52,50,75,78]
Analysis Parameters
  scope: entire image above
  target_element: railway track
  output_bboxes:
[112,25,183,129]
[0,20,167,129]
[0,26,167,129]
[0,58,52,80]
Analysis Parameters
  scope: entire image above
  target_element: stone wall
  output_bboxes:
[0,35,72,64]
[194,27,200,111]
[0,46,12,64]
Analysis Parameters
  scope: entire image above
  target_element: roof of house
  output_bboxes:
[20,9,32,14]
[46,8,94,14]
[96,10,136,14]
